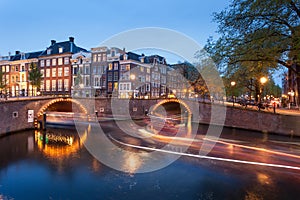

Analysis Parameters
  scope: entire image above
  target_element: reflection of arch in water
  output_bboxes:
[37,98,88,117]
[35,129,88,159]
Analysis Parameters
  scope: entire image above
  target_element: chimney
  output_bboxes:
[15,51,20,55]
[69,37,74,42]
[51,40,56,45]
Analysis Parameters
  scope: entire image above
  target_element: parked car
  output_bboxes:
[268,99,281,108]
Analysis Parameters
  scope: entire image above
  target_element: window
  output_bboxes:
[40,69,44,77]
[47,49,51,55]
[11,66,15,72]
[59,47,63,53]
[147,68,150,73]
[21,66,25,71]
[108,82,113,92]
[64,57,69,65]
[85,77,89,86]
[108,72,112,81]
[40,80,44,91]
[64,79,69,91]
[121,65,126,71]
[108,63,113,70]
[52,68,56,77]
[58,58,63,65]
[52,80,56,91]
[103,54,107,61]
[15,66,19,71]
[93,54,97,62]
[114,72,118,81]
[40,60,45,67]
[21,74,25,82]
[140,66,144,72]
[58,80,62,91]
[114,82,118,90]
[111,50,115,57]
[6,65,9,72]
[84,65,89,74]
[114,62,118,70]
[58,68,62,77]
[46,59,50,66]
[46,69,50,77]
[97,54,102,62]
[11,76,15,83]
[52,58,56,66]
[46,80,50,91]
[64,67,69,76]
[126,64,130,71]
[2,66,5,72]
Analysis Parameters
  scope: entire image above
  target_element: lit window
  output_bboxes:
[40,69,44,77]
[64,67,69,76]
[46,69,50,77]
[140,66,144,72]
[58,58,63,65]
[126,64,130,71]
[52,68,56,77]
[52,80,56,91]
[114,82,118,90]
[58,68,62,77]
[93,54,97,62]
[108,63,113,70]
[97,54,102,62]
[6,65,9,72]
[114,62,118,70]
[147,68,150,73]
[59,47,63,53]
[58,80,62,91]
[52,58,56,66]
[46,80,50,91]
[64,79,69,91]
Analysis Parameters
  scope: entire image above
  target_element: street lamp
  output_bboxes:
[230,81,236,107]
[258,76,268,111]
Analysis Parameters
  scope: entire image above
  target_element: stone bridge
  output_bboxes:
[0,97,299,137]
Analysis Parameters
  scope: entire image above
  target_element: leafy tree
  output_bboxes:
[28,62,42,96]
[0,70,7,98]
[205,0,300,103]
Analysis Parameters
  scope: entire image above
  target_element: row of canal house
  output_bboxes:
[0,37,190,99]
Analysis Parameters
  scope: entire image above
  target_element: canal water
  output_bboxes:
[0,122,300,200]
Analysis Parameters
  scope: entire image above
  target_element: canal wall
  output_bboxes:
[0,98,299,137]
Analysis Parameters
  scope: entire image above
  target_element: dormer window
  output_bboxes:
[123,54,128,60]
[59,47,63,53]
[47,49,51,55]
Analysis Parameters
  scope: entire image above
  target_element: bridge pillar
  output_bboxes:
[42,112,47,131]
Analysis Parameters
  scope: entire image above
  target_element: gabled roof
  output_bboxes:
[40,37,87,56]
[10,51,43,61]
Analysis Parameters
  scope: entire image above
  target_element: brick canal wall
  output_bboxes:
[0,98,299,137]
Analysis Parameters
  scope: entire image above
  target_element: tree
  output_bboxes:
[28,62,42,96]
[205,0,300,103]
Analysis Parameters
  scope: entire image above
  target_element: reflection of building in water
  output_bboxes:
[34,130,86,160]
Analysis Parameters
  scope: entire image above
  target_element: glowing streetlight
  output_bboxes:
[230,81,236,107]
[260,77,267,85]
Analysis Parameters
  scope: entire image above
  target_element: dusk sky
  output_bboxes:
[0,0,229,62]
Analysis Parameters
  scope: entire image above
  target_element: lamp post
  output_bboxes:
[258,76,267,111]
[230,81,236,107]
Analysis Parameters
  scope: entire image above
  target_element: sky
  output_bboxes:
[0,0,229,61]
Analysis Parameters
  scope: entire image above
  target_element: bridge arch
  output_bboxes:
[150,98,192,115]
[37,98,88,117]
